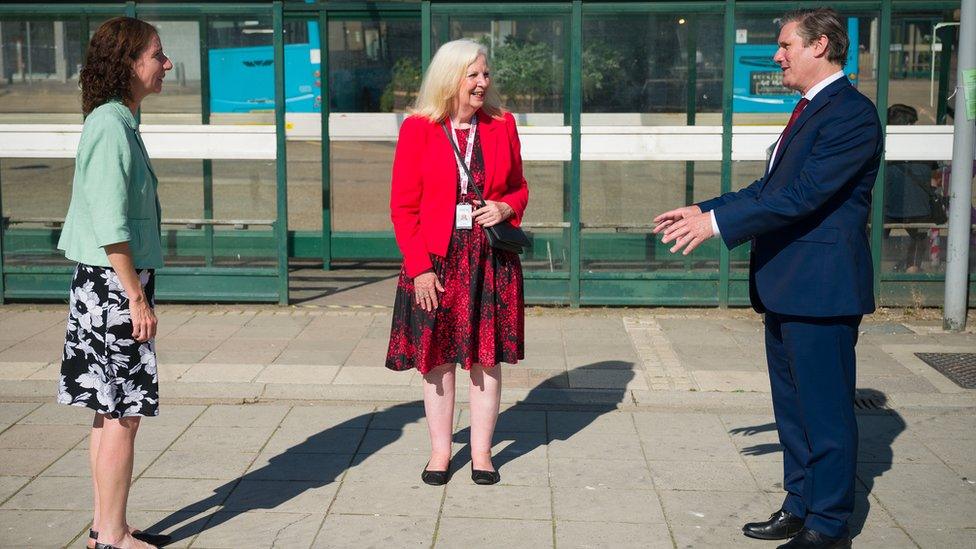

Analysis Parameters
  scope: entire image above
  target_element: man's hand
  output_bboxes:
[653,207,715,256]
[652,205,702,234]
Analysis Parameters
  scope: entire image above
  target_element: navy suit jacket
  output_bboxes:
[698,77,882,317]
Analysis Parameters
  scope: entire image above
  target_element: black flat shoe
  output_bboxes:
[471,464,500,485]
[742,509,804,540]
[421,461,450,486]
[776,528,851,549]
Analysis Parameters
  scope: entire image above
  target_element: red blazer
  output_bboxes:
[390,110,529,277]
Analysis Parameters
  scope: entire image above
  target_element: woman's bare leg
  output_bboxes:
[468,363,502,471]
[423,363,456,471]
[93,415,154,548]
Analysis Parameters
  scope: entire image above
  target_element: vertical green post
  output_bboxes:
[871,1,892,301]
[569,1,582,307]
[935,24,954,125]
[718,0,735,307]
[0,159,5,304]
[421,1,432,74]
[80,16,90,60]
[684,14,699,272]
[319,8,332,270]
[199,16,215,267]
[273,1,290,305]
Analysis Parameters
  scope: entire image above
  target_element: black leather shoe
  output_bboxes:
[776,528,851,549]
[421,461,450,486]
[742,509,804,540]
[471,464,500,485]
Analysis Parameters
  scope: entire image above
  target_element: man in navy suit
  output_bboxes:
[653,8,882,549]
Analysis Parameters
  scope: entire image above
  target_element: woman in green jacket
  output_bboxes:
[57,17,172,549]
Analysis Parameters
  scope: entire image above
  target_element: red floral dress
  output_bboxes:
[385,127,525,374]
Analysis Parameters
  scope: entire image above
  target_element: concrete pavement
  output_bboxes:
[0,303,973,548]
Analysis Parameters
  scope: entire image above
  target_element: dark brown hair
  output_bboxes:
[80,17,158,116]
[780,8,850,66]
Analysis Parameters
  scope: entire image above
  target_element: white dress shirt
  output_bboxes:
[710,70,847,237]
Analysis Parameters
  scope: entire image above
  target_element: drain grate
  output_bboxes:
[914,353,976,389]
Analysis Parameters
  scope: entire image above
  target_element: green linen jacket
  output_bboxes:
[57,100,163,269]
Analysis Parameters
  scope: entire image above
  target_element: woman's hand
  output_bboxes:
[472,200,514,227]
[413,271,445,312]
[104,241,156,342]
[129,297,157,342]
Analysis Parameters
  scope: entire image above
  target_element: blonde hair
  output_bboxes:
[410,39,504,122]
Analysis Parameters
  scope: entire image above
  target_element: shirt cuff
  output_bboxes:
[710,210,721,237]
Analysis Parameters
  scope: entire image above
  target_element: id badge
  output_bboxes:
[455,203,473,229]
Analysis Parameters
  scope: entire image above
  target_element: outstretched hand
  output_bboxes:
[652,205,714,255]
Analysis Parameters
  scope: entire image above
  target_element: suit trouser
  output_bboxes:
[764,312,861,538]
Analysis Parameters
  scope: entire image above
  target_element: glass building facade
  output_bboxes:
[0,1,970,306]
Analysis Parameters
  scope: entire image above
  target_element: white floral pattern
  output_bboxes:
[59,264,159,418]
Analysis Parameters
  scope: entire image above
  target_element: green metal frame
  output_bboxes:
[0,0,969,307]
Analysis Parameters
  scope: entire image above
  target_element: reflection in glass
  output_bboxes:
[580,161,722,272]
[888,11,960,124]
[0,20,85,119]
[433,16,566,115]
[329,18,421,113]
[582,14,724,122]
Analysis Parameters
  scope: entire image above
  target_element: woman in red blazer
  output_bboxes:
[385,39,528,486]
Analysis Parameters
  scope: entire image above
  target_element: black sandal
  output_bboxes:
[91,529,172,547]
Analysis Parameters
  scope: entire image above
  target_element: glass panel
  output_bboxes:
[582,14,724,125]
[208,17,275,124]
[728,161,766,273]
[0,19,86,123]
[731,12,879,126]
[1,158,74,266]
[328,14,421,244]
[331,140,394,233]
[580,13,724,273]
[140,20,202,124]
[329,18,421,113]
[433,15,567,118]
[581,161,721,272]
[888,10,960,125]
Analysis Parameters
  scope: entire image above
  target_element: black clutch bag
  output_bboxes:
[442,122,530,254]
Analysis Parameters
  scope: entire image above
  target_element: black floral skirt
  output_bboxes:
[58,264,159,418]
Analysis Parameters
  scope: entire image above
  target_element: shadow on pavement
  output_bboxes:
[146,361,635,543]
[729,388,905,538]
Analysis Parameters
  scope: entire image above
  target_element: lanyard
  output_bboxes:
[449,115,478,195]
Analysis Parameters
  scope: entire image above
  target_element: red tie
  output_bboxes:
[781,98,810,140]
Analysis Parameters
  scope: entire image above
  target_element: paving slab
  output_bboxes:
[329,479,443,517]
[189,511,324,548]
[553,486,666,524]
[2,475,92,510]
[442,483,552,520]
[222,479,340,514]
[313,514,435,548]
[0,509,91,547]
[555,521,673,549]
[434,516,553,548]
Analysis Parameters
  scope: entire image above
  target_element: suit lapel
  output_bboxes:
[766,78,850,178]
